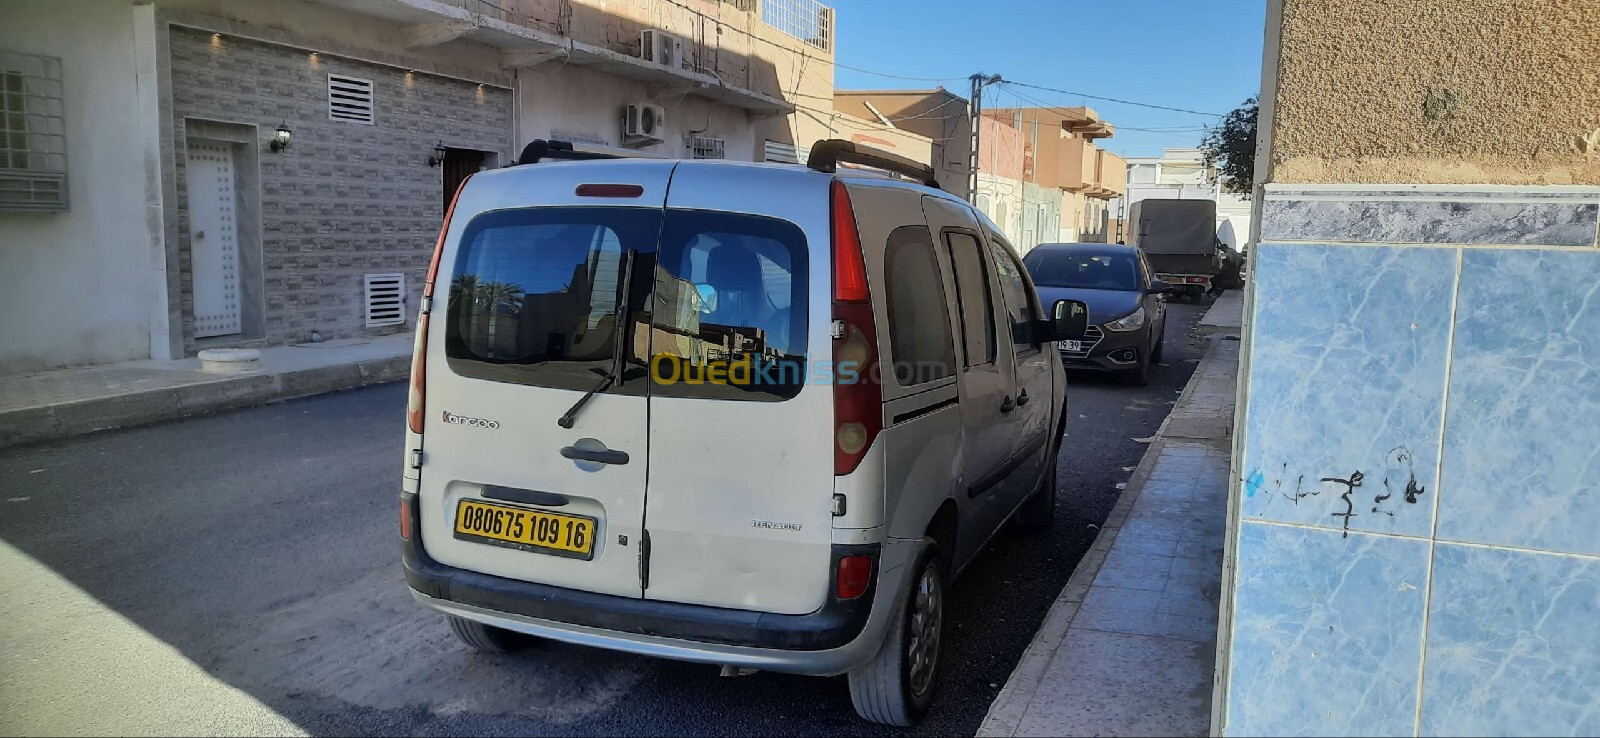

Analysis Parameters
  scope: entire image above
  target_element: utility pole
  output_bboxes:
[966,73,1001,204]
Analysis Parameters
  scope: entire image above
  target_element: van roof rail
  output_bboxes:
[805,139,940,189]
[515,139,669,166]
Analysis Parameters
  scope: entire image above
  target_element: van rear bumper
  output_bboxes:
[403,505,894,673]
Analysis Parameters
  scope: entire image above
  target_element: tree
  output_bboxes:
[1200,96,1258,198]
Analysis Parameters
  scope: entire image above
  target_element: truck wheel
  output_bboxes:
[849,542,944,726]
[447,615,539,653]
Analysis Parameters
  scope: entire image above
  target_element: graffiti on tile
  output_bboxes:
[1244,446,1427,538]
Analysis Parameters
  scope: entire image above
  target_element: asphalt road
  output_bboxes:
[0,302,1210,737]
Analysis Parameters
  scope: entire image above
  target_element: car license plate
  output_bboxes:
[453,499,596,560]
[1057,340,1084,352]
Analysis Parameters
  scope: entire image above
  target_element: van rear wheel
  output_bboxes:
[446,615,540,653]
[848,542,943,726]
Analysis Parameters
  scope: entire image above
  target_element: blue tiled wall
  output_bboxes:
[1221,186,1600,737]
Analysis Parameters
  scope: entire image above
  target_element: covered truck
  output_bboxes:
[1126,198,1222,302]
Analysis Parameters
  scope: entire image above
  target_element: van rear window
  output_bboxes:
[444,207,807,401]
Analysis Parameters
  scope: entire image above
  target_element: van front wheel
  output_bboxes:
[446,615,540,653]
[848,542,944,726]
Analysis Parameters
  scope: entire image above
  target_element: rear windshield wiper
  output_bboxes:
[557,249,636,430]
[557,369,615,429]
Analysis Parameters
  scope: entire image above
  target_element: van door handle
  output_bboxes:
[1000,395,1016,413]
[560,445,630,465]
[1016,389,1030,406]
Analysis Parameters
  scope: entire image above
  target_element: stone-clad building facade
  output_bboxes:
[165,26,512,350]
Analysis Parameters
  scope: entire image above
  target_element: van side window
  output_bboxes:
[943,231,996,367]
[985,232,1038,352]
[884,225,955,386]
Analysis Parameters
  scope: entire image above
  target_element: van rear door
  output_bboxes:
[416,161,672,600]
[640,163,836,616]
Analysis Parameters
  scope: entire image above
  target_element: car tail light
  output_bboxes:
[408,177,469,434]
[836,555,872,599]
[830,180,881,476]
[400,497,413,540]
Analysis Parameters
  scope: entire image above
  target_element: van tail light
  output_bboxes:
[400,497,413,540]
[836,555,872,599]
[830,180,881,476]
[408,176,469,434]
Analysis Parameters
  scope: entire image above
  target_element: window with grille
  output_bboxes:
[0,51,67,212]
[690,136,725,160]
[759,0,832,52]
[328,74,375,125]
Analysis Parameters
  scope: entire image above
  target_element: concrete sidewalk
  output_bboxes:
[978,295,1242,737]
[0,334,412,449]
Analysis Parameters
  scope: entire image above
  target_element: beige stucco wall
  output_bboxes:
[1268,0,1600,185]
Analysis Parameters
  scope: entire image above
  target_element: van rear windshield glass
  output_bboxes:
[444,207,808,401]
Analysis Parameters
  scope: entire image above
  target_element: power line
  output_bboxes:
[1000,80,1223,118]
[832,59,966,83]
[998,85,1211,140]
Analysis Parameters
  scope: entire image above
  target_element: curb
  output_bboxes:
[977,336,1231,738]
[0,355,410,449]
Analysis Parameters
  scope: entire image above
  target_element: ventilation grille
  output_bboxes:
[328,74,375,125]
[690,136,725,160]
[762,139,811,165]
[364,273,406,327]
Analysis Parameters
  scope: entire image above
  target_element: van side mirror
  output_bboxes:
[1050,299,1090,341]
[1147,279,1172,295]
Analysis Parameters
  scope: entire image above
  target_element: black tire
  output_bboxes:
[1151,321,1165,364]
[1122,356,1151,386]
[1016,443,1059,530]
[447,615,539,653]
[848,542,944,727]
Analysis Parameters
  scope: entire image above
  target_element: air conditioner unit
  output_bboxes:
[640,29,686,70]
[622,103,666,145]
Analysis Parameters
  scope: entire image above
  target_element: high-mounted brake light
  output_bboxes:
[830,179,882,475]
[576,183,644,198]
[408,176,469,434]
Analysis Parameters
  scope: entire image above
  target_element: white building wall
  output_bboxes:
[0,1,152,374]
[973,172,1025,245]
[515,64,758,161]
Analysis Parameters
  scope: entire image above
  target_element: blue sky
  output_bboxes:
[828,0,1266,159]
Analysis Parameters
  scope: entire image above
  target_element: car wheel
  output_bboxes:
[1151,321,1165,363]
[849,542,944,727]
[1016,440,1059,530]
[447,615,540,653]
[1122,355,1151,386]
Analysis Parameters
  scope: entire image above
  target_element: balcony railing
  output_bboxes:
[759,0,832,52]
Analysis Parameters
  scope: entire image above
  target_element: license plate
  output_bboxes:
[1057,340,1084,352]
[453,499,597,560]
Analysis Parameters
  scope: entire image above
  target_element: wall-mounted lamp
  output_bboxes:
[269,121,292,153]
[427,141,447,167]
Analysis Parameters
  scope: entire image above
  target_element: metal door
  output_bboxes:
[186,141,241,338]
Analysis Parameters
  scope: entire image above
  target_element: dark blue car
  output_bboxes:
[1022,243,1170,385]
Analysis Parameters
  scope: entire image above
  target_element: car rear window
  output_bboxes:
[648,210,809,401]
[444,206,661,394]
[444,207,808,401]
